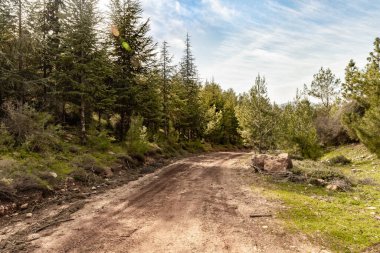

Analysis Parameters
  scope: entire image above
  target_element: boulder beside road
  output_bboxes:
[252,153,293,174]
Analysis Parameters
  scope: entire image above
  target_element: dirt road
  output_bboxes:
[2,152,326,252]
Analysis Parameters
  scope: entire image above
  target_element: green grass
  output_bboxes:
[255,144,380,252]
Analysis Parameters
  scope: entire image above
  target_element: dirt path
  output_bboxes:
[2,152,327,253]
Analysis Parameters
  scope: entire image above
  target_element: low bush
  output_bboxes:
[70,168,102,185]
[0,182,16,202]
[0,123,14,153]
[126,116,150,155]
[87,131,112,152]
[327,155,351,165]
[12,173,52,195]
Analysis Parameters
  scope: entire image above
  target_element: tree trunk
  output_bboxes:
[80,97,86,144]
[119,111,126,142]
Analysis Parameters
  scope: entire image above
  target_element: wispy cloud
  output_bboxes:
[99,0,380,103]
[201,0,237,21]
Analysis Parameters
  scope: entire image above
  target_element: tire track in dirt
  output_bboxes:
[5,152,326,252]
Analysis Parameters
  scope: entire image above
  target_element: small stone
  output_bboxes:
[91,186,96,190]
[26,213,33,218]
[49,172,58,178]
[13,212,19,216]
[27,233,40,241]
[367,207,377,210]
[262,225,268,229]
[375,216,380,221]
[326,184,338,191]
[370,212,376,215]
[20,203,28,210]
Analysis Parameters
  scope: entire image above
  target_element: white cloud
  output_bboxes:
[201,0,237,20]
[175,1,181,14]
[98,0,380,103]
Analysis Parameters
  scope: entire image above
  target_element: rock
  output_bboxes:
[111,164,124,173]
[27,233,40,241]
[0,205,7,215]
[252,153,292,174]
[26,213,33,218]
[375,216,380,221]
[326,184,338,191]
[262,225,268,229]
[49,172,58,178]
[326,180,351,191]
[20,203,28,210]
[367,207,377,210]
[91,186,96,190]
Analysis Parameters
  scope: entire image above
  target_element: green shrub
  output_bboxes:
[306,168,346,181]
[327,155,351,165]
[87,131,111,151]
[126,116,150,155]
[22,125,63,153]
[182,140,205,153]
[70,168,101,185]
[0,123,14,152]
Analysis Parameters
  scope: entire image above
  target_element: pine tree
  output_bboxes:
[342,38,380,156]
[236,75,276,151]
[59,0,102,143]
[0,0,15,109]
[110,0,156,141]
[179,34,202,140]
[305,67,340,110]
[159,41,174,137]
[29,0,64,108]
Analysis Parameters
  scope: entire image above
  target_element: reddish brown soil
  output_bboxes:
[1,152,326,252]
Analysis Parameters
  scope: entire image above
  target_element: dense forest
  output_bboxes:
[0,0,379,159]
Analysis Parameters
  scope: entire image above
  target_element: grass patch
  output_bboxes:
[256,144,380,252]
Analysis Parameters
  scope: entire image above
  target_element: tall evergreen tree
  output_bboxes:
[179,34,202,140]
[0,0,15,109]
[236,75,276,151]
[343,38,380,157]
[29,0,64,108]
[58,0,102,143]
[305,67,341,110]
[110,0,156,141]
[159,41,174,137]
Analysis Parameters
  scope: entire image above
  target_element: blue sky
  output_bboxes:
[100,0,380,103]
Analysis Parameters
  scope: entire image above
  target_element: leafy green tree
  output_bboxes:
[200,82,240,144]
[279,94,321,159]
[305,67,340,110]
[342,38,380,156]
[236,75,276,151]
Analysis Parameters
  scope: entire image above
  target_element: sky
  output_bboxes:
[99,0,380,103]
